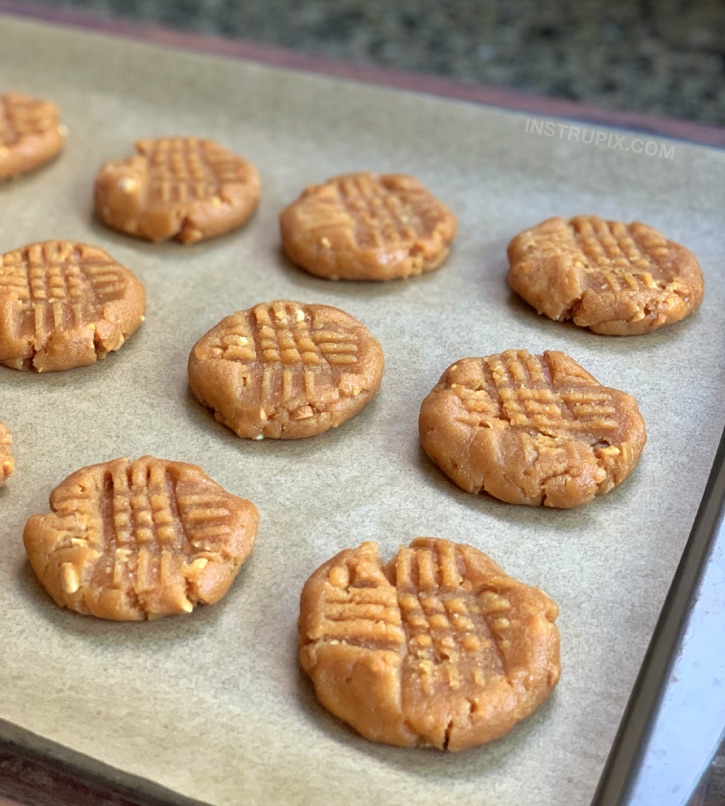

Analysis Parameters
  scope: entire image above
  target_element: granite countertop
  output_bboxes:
[31,0,725,126]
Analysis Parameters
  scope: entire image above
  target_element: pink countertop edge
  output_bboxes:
[0,0,723,148]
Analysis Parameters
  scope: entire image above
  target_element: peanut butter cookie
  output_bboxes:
[188,300,384,439]
[94,137,260,244]
[0,93,66,180]
[24,456,259,620]
[299,537,560,751]
[419,350,646,508]
[507,216,704,335]
[279,172,456,280]
[0,422,13,485]
[0,241,146,372]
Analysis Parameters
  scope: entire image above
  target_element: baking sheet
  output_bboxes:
[0,15,724,806]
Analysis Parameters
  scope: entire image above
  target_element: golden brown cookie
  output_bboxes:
[188,300,384,439]
[23,456,259,621]
[507,216,704,335]
[279,172,457,280]
[94,137,260,244]
[0,421,13,485]
[299,537,560,751]
[0,241,146,372]
[419,350,646,508]
[0,93,66,180]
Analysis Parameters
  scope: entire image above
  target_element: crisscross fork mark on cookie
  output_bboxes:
[251,300,359,368]
[280,172,457,281]
[210,301,359,367]
[95,137,260,244]
[0,241,132,357]
[142,138,242,205]
[570,216,669,292]
[204,301,362,414]
[334,174,426,250]
[507,216,704,335]
[314,541,515,692]
[24,457,259,620]
[395,541,508,695]
[0,93,65,181]
[317,560,405,650]
[452,351,619,435]
[51,458,232,594]
[299,538,560,750]
[0,94,57,147]
[419,351,647,507]
[189,300,382,439]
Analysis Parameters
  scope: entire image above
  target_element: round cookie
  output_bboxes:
[299,537,560,751]
[0,421,13,485]
[0,241,146,372]
[507,215,704,335]
[419,349,646,508]
[94,137,260,244]
[23,456,260,620]
[0,92,66,181]
[188,300,384,439]
[279,172,457,281]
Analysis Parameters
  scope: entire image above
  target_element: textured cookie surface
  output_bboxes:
[23,456,259,620]
[279,172,457,280]
[0,241,146,372]
[188,300,384,439]
[94,137,260,244]
[419,350,646,508]
[0,422,13,485]
[299,538,560,751]
[507,216,704,335]
[0,93,65,180]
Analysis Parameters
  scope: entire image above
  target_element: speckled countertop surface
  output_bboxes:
[26,0,725,126]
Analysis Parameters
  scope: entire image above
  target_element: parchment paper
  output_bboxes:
[0,15,724,806]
